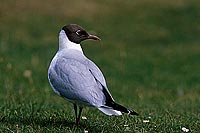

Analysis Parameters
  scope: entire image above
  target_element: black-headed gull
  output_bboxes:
[48,24,138,125]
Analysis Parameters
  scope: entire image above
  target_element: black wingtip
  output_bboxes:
[102,87,139,116]
[108,101,139,116]
[129,110,139,116]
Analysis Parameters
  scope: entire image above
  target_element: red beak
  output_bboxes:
[87,34,101,40]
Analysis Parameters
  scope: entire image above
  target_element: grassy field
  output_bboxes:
[0,0,200,132]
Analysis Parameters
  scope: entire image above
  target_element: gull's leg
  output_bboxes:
[76,107,83,125]
[73,104,78,124]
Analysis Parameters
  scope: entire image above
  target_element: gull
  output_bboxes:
[48,24,138,125]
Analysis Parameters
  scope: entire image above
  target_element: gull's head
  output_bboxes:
[58,24,101,51]
[63,24,101,44]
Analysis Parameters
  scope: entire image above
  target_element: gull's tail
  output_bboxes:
[111,101,139,115]
[98,87,139,116]
[98,101,139,116]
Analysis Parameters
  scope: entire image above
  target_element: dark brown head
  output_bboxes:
[62,24,101,44]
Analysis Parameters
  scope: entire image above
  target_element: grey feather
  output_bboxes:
[48,49,113,107]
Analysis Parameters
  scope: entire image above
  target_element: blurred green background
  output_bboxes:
[0,0,200,132]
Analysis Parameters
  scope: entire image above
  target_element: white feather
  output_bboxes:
[59,30,83,53]
[98,107,122,116]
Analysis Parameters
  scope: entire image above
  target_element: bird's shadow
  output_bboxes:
[0,115,106,132]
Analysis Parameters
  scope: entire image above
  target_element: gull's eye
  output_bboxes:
[76,30,81,35]
[76,30,87,36]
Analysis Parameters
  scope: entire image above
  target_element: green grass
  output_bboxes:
[0,0,200,132]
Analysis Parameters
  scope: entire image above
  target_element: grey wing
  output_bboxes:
[48,57,106,107]
[86,59,115,101]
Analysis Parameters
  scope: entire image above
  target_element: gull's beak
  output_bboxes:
[87,34,101,41]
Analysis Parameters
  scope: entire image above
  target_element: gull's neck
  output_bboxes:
[58,30,83,53]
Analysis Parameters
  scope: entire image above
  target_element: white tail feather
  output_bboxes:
[98,107,122,116]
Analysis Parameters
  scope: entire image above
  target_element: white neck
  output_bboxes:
[58,30,83,53]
